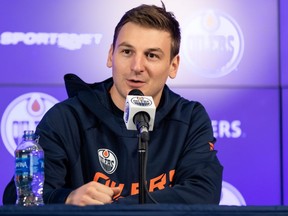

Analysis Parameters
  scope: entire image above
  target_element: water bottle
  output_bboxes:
[14,130,44,206]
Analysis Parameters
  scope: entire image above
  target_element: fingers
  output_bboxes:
[111,187,121,198]
[86,183,114,204]
[76,195,105,206]
[65,181,120,206]
[90,182,115,198]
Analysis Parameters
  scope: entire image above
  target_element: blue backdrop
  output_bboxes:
[0,0,287,205]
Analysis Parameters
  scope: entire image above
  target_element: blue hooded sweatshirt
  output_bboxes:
[3,73,223,205]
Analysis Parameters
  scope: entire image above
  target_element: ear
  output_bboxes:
[106,44,113,68]
[168,55,180,79]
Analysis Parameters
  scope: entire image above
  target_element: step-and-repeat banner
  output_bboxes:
[281,0,288,205]
[0,0,286,205]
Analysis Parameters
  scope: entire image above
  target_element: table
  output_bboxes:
[1,204,288,216]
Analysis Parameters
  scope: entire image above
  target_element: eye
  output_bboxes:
[146,52,159,59]
[121,49,132,56]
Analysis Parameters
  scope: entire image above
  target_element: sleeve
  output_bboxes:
[35,103,81,204]
[2,177,17,205]
[115,102,223,205]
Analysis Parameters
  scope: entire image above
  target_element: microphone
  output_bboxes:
[123,89,156,134]
[124,89,158,204]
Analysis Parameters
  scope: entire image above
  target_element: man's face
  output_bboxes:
[107,22,179,110]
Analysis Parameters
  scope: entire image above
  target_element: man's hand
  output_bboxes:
[65,181,121,206]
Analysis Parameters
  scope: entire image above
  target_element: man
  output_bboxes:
[3,3,223,205]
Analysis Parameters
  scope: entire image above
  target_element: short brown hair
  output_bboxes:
[112,3,181,61]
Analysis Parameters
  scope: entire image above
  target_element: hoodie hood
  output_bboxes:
[64,73,184,132]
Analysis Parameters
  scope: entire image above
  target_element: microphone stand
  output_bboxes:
[134,111,150,204]
[138,129,149,204]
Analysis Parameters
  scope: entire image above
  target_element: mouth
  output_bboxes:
[131,79,143,83]
[126,79,146,88]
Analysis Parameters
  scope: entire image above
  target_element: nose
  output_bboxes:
[131,54,144,73]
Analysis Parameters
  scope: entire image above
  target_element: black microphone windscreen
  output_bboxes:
[128,89,144,96]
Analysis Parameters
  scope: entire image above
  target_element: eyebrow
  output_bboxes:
[118,42,133,49]
[118,42,165,54]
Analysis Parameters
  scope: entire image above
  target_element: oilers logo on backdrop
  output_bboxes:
[212,120,242,138]
[98,148,118,174]
[220,181,246,206]
[1,92,59,156]
[182,9,244,78]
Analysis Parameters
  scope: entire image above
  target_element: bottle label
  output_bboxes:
[15,152,44,176]
[15,155,30,176]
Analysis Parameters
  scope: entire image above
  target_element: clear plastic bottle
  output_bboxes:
[14,130,44,206]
